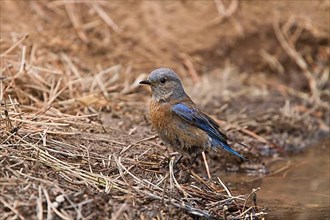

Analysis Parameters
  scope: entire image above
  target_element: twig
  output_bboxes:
[241,187,261,214]
[217,177,232,197]
[0,34,29,58]
[178,53,200,83]
[169,157,190,198]
[8,117,69,126]
[214,0,238,22]
[37,185,44,220]
[273,17,317,96]
[19,45,27,74]
[42,186,71,220]
[259,49,284,74]
[65,2,89,43]
[90,3,121,33]
[202,151,211,179]
[190,170,217,192]
[111,202,128,220]
[120,134,158,155]
[0,197,26,220]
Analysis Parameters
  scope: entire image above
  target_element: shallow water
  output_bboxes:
[225,139,330,219]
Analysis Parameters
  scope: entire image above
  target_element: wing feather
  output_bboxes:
[172,104,227,143]
[172,103,245,160]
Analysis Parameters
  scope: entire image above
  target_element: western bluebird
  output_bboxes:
[140,68,246,164]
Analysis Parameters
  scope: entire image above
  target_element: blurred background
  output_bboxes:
[0,1,329,219]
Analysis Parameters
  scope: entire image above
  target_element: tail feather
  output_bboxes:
[221,142,247,161]
[211,138,247,161]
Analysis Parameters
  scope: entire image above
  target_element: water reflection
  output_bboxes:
[224,139,330,219]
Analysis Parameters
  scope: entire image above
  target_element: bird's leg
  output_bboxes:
[161,147,171,168]
[166,146,170,164]
[189,152,199,166]
[174,154,183,166]
[177,153,199,183]
[173,154,184,175]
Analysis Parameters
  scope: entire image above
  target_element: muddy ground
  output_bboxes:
[0,1,329,219]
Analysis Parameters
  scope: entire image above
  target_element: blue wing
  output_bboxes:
[172,103,245,160]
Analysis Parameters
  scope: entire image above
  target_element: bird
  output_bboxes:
[140,68,246,164]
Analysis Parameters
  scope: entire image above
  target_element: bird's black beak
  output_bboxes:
[139,80,151,85]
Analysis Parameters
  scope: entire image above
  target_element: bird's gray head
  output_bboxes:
[140,68,186,101]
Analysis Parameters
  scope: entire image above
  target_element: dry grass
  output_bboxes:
[0,33,265,220]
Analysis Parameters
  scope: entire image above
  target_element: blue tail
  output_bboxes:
[211,138,247,161]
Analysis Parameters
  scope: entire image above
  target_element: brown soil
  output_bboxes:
[1,1,329,219]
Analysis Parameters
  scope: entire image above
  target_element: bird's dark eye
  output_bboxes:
[160,77,166,84]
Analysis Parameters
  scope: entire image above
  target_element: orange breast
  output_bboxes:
[150,100,172,131]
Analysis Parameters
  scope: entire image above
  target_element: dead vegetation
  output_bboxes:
[0,1,329,219]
